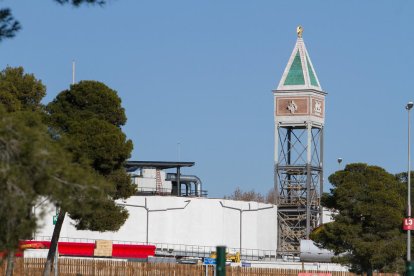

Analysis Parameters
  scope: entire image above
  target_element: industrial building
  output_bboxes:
[35,161,278,260]
[32,28,338,267]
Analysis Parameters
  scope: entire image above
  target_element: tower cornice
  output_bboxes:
[273,89,327,96]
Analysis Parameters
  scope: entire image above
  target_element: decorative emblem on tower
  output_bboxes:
[287,100,298,114]
[314,100,322,115]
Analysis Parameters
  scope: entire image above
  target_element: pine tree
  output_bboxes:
[43,80,135,275]
[311,163,406,275]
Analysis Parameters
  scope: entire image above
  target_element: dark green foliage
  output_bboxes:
[107,168,137,199]
[0,1,106,42]
[312,163,406,274]
[46,152,121,216]
[0,102,124,252]
[395,171,414,184]
[45,79,133,276]
[0,67,132,274]
[0,68,57,253]
[395,171,414,210]
[0,67,46,112]
[0,109,47,251]
[47,80,135,227]
[47,81,126,130]
[0,8,20,42]
[0,68,57,257]
[65,119,132,175]
[320,192,336,209]
[0,108,71,251]
[69,199,128,231]
[54,0,106,6]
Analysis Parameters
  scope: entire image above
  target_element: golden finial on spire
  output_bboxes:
[297,25,303,38]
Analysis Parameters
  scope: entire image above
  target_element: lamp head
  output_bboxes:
[337,158,343,164]
[407,101,414,110]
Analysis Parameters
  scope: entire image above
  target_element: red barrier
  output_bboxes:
[59,242,95,256]
[18,240,156,259]
[112,244,155,258]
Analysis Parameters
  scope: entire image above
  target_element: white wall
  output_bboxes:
[35,196,278,253]
[132,170,172,193]
[322,207,336,224]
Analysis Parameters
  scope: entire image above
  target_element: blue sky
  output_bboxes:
[1,0,413,198]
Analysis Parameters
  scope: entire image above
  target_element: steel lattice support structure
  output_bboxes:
[275,124,323,252]
[273,28,326,254]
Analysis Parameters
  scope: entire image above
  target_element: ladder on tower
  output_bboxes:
[155,169,163,195]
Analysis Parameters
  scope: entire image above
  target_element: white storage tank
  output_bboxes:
[35,196,278,257]
[300,239,334,263]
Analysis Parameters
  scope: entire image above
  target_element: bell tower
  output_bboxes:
[273,26,326,253]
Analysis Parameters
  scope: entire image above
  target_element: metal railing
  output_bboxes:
[31,236,279,261]
[135,187,172,195]
[135,187,208,197]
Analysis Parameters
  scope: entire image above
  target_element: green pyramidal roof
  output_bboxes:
[277,37,322,91]
[284,51,305,85]
[306,53,318,86]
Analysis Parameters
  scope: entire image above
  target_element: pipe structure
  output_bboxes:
[219,201,274,257]
[119,198,191,244]
[177,167,181,196]
[166,173,202,197]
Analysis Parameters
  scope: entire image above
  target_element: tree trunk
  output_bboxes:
[5,250,15,276]
[43,210,66,276]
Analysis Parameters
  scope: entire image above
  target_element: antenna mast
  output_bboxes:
[72,60,75,85]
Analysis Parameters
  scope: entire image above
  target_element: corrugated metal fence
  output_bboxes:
[0,258,399,276]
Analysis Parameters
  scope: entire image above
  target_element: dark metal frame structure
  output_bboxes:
[275,123,323,253]
[125,161,195,196]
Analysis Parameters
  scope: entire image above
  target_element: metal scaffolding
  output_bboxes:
[275,123,323,253]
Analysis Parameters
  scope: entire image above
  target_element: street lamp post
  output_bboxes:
[407,101,413,262]
[337,158,343,171]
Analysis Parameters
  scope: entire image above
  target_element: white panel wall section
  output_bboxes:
[35,196,278,252]
[322,208,335,224]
